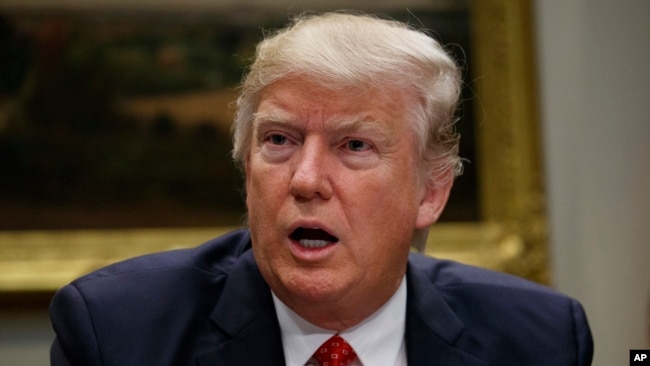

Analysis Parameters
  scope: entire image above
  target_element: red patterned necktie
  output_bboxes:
[312,335,358,366]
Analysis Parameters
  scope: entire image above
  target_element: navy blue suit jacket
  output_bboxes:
[49,229,593,365]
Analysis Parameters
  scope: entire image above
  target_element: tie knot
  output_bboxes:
[312,335,358,366]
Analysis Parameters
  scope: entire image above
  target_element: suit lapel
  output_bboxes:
[197,245,489,365]
[405,259,487,366]
[198,250,285,366]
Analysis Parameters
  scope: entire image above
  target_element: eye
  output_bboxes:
[267,134,288,145]
[346,139,371,152]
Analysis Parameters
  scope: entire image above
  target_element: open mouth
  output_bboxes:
[289,227,339,248]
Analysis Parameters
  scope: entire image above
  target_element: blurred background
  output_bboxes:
[0,0,476,231]
[0,1,649,365]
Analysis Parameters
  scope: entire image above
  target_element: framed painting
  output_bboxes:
[0,0,548,301]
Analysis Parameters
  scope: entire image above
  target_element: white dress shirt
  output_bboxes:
[272,276,408,366]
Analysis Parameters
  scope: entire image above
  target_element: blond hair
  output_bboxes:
[232,12,462,186]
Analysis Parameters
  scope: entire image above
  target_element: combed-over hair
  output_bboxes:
[231,11,462,186]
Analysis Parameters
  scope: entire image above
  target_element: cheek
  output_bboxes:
[346,171,421,251]
[246,160,288,218]
[245,165,265,220]
[246,176,268,218]
[360,165,421,213]
[246,156,268,194]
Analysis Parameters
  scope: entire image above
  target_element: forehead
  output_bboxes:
[254,77,415,131]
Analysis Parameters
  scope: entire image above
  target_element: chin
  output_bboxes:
[279,267,350,302]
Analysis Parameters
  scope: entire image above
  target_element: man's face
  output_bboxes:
[245,76,450,326]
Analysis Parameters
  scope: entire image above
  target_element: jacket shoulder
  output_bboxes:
[408,252,557,296]
[72,228,252,285]
[49,229,253,366]
[407,253,593,365]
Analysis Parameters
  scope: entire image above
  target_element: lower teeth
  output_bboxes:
[300,239,328,248]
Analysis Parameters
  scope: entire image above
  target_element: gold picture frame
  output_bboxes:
[0,0,548,295]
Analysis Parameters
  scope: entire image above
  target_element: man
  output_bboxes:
[49,12,594,365]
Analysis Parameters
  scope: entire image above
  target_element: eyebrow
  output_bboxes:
[252,111,296,125]
[330,117,393,146]
[252,110,393,146]
[332,117,385,135]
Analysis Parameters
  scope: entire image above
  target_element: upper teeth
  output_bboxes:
[300,239,329,248]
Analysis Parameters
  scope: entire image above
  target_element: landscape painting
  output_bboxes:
[0,3,476,230]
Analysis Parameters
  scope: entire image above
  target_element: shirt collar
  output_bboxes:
[273,276,407,366]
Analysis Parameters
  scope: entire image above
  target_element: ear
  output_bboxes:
[415,172,453,230]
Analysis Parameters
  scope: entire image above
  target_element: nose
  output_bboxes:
[289,138,333,201]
